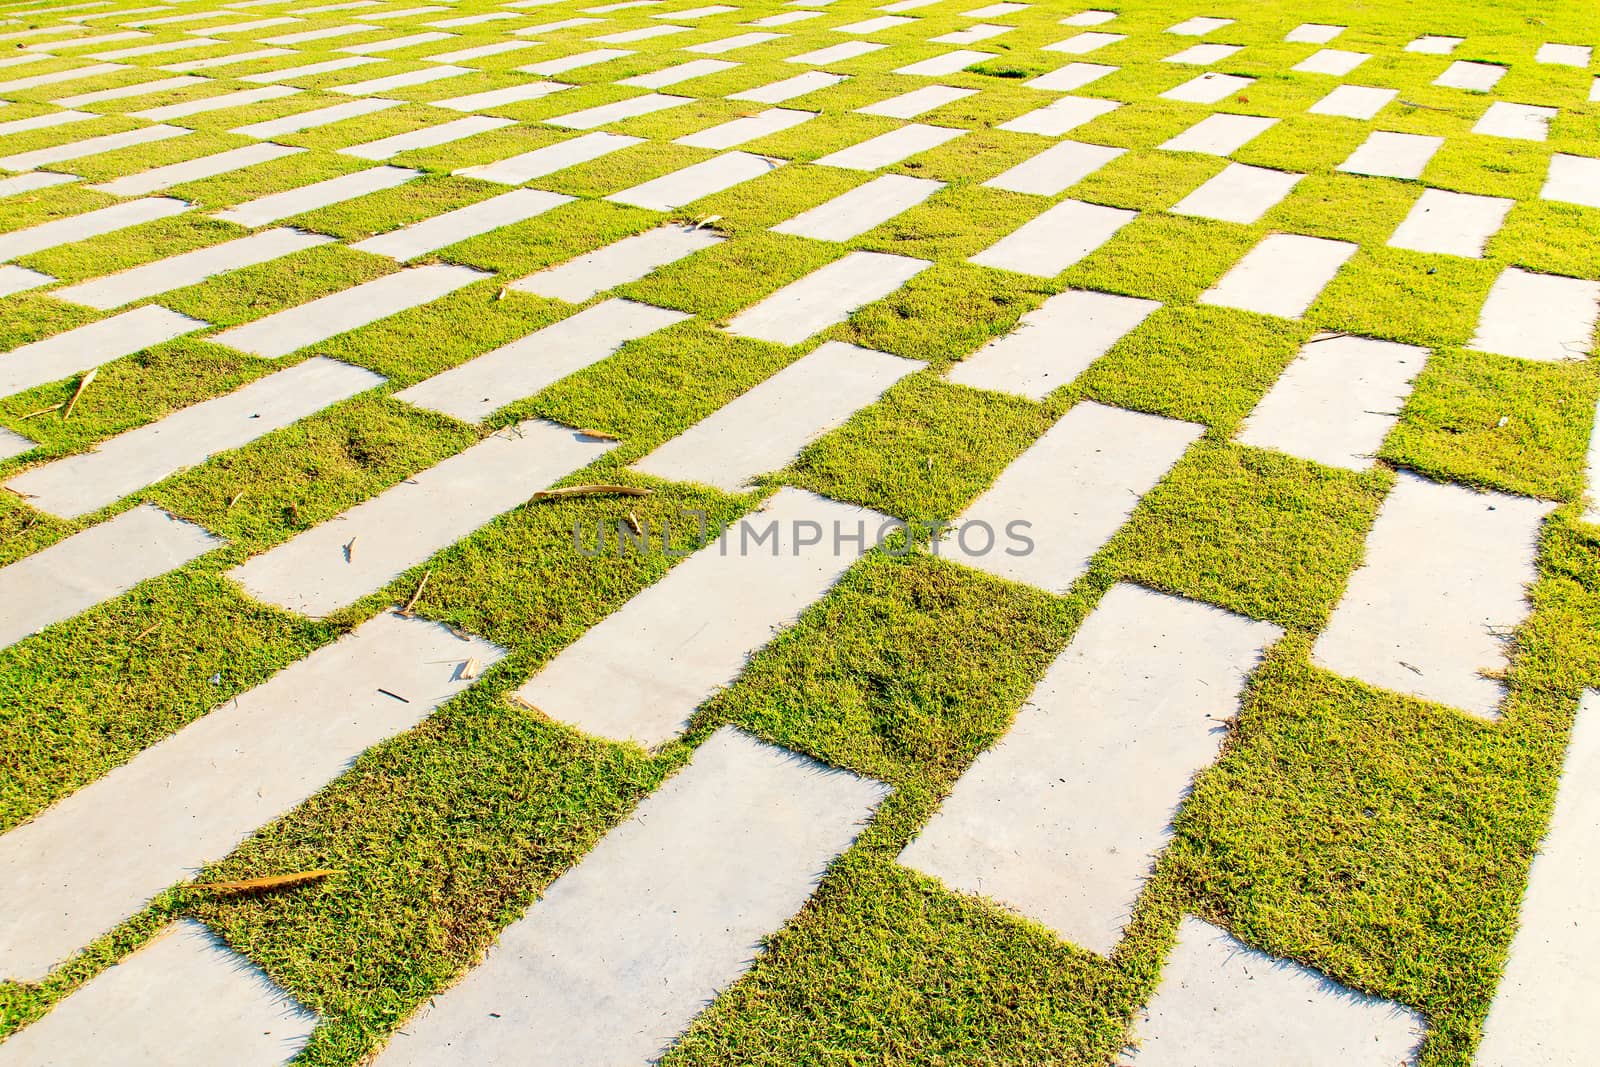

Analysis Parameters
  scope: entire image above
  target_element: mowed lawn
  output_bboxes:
[1,0,1598,1063]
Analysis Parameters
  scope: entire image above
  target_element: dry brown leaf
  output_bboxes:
[192,869,340,893]
[576,428,620,441]
[62,369,97,421]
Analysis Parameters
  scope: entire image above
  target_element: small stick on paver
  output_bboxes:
[397,568,431,616]
[460,656,481,680]
[191,870,341,894]
[343,535,357,562]
[377,687,409,702]
[61,369,97,421]
[531,484,651,501]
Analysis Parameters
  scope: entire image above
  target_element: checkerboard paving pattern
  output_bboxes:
[0,0,1598,1063]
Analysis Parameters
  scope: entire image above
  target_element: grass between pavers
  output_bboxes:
[2,0,1600,1062]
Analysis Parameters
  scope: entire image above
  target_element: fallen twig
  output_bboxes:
[397,569,431,616]
[530,484,651,501]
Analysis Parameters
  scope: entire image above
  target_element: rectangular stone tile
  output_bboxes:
[728,68,844,102]
[546,91,689,129]
[857,84,976,118]
[0,504,220,653]
[675,105,815,148]
[997,94,1118,135]
[1170,162,1301,224]
[350,188,570,260]
[0,423,36,461]
[0,109,94,138]
[516,17,604,33]
[750,10,822,27]
[193,17,300,34]
[1543,153,1600,209]
[432,80,567,111]
[1434,59,1503,90]
[337,30,455,53]
[0,263,53,298]
[593,24,690,44]
[635,340,922,491]
[934,23,1012,45]
[1060,9,1119,24]
[517,489,887,745]
[1477,689,1600,1066]
[8,357,383,519]
[901,585,1280,955]
[513,225,720,302]
[52,73,204,105]
[1536,43,1591,66]
[429,10,520,27]
[1198,233,1356,318]
[456,130,640,185]
[1159,111,1275,154]
[771,172,941,240]
[162,50,298,72]
[376,727,886,1066]
[1308,84,1397,119]
[786,40,882,65]
[91,142,302,197]
[339,114,513,159]
[261,23,373,44]
[357,4,448,16]
[423,41,540,64]
[1468,267,1600,362]
[329,65,471,96]
[943,401,1201,591]
[395,298,688,422]
[893,49,995,76]
[1287,22,1343,43]
[94,40,225,63]
[607,150,780,210]
[239,56,381,83]
[1472,100,1557,140]
[1292,48,1368,75]
[680,29,778,52]
[1165,42,1240,64]
[519,48,633,75]
[1313,472,1551,717]
[0,612,500,981]
[230,96,398,137]
[212,262,484,359]
[1387,188,1512,258]
[1407,35,1461,54]
[834,14,911,33]
[1167,15,1233,34]
[0,64,128,96]
[1130,917,1426,1065]
[725,250,928,345]
[1025,60,1116,91]
[947,288,1157,400]
[213,164,417,226]
[1235,334,1424,470]
[813,123,965,169]
[0,123,189,171]
[1161,71,1252,103]
[229,420,611,615]
[0,304,205,398]
[618,57,737,88]
[131,84,299,121]
[1045,30,1123,54]
[658,3,737,17]
[969,198,1134,277]
[982,139,1122,196]
[54,227,331,309]
[0,921,314,1064]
